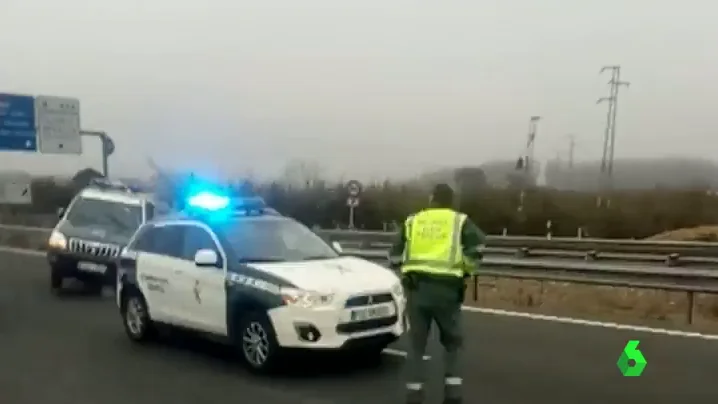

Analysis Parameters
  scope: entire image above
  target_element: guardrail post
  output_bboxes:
[546,220,552,240]
[687,291,695,325]
[472,275,478,301]
[666,253,680,267]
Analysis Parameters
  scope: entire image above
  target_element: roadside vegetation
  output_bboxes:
[1,168,718,330]
[2,167,718,239]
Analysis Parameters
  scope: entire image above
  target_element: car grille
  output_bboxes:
[68,238,121,258]
[344,292,394,308]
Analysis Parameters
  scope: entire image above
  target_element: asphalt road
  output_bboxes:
[2,249,718,404]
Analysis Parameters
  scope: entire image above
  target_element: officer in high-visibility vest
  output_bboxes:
[389,183,485,404]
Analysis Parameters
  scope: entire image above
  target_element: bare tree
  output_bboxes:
[281,160,323,188]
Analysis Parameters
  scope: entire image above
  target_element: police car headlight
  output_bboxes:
[48,231,67,250]
[280,287,334,308]
[391,282,404,298]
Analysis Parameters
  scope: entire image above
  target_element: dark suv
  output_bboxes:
[46,184,168,294]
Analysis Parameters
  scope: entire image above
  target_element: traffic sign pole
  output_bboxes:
[345,180,363,229]
[81,130,114,177]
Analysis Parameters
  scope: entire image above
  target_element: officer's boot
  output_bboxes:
[443,380,462,404]
[405,386,424,404]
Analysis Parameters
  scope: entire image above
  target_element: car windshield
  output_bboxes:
[218,217,339,263]
[65,197,143,236]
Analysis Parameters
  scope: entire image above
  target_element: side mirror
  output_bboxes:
[194,249,219,267]
[57,207,65,218]
[331,241,343,253]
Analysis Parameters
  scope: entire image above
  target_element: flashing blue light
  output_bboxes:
[186,191,231,211]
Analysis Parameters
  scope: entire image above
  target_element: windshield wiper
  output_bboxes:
[299,255,336,261]
[238,257,287,263]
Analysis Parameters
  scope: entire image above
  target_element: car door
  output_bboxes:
[180,224,228,337]
[134,224,193,327]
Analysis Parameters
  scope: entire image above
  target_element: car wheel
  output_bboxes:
[50,266,64,295]
[236,312,281,373]
[121,292,155,343]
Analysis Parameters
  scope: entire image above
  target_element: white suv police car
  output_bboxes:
[116,191,406,372]
[47,179,168,294]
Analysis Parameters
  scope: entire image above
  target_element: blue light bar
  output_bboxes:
[186,191,231,211]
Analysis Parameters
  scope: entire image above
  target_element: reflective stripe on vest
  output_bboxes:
[401,209,466,278]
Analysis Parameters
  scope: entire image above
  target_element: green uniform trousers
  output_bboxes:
[404,278,464,403]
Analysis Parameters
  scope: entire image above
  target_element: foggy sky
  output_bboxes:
[1,0,716,182]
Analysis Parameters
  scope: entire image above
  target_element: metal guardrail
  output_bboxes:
[317,229,718,267]
[3,223,718,325]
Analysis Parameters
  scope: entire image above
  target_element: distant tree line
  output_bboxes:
[2,167,718,239]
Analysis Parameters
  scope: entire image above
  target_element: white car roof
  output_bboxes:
[77,188,146,205]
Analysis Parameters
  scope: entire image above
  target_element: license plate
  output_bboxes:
[350,304,394,322]
[77,261,107,273]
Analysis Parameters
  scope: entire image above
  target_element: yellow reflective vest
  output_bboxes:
[401,208,468,278]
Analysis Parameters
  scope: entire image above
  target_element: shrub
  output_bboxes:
[2,176,717,238]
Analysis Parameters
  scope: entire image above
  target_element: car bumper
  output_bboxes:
[268,299,407,350]
[47,250,117,284]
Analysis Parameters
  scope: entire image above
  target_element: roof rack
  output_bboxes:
[87,177,133,193]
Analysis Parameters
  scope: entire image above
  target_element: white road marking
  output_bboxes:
[383,348,431,360]
[462,305,718,341]
[0,246,43,256]
[3,245,718,341]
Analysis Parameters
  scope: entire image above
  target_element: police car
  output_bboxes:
[116,189,406,372]
[47,178,169,294]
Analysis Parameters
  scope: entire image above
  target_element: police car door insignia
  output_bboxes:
[193,279,201,304]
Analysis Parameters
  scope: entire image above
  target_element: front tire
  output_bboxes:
[50,266,64,295]
[121,292,155,343]
[236,312,281,373]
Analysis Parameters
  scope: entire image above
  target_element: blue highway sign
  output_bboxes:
[0,93,37,151]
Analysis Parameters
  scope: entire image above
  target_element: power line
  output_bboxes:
[597,65,630,198]
[517,115,541,214]
[524,115,541,174]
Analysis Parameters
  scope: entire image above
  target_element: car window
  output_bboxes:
[132,225,184,258]
[181,225,219,263]
[64,197,143,237]
[128,225,154,251]
[218,217,338,263]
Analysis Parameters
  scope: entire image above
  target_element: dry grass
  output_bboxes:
[465,277,718,333]
[647,225,718,241]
